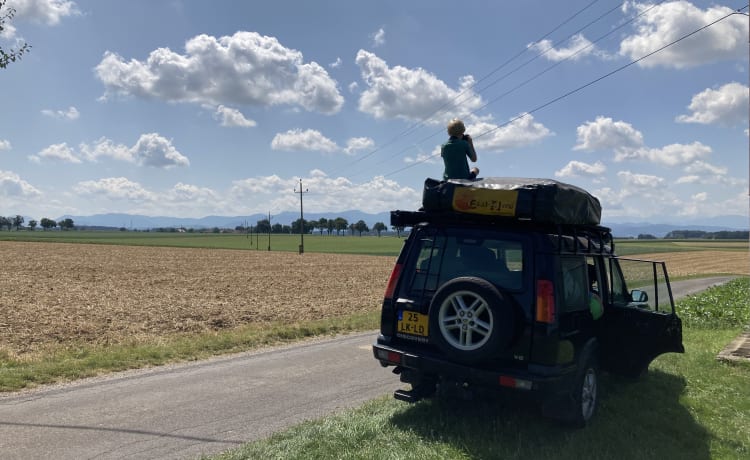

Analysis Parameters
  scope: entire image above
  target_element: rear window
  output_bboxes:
[401,228,524,297]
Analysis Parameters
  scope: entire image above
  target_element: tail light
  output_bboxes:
[384,263,403,300]
[536,279,555,323]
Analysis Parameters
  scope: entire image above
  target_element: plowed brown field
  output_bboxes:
[0,242,394,357]
[1,242,746,358]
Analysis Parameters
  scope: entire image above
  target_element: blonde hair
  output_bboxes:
[447,118,466,137]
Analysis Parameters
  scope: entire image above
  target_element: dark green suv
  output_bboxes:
[373,178,684,425]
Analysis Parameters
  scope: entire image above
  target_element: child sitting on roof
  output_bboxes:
[441,118,480,180]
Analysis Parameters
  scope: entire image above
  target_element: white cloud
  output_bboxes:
[405,150,439,165]
[29,142,81,163]
[691,192,707,202]
[617,170,665,188]
[0,140,11,151]
[555,160,606,178]
[675,175,700,184]
[73,177,155,202]
[79,137,134,162]
[371,28,386,47]
[0,169,42,197]
[573,116,644,152]
[614,141,711,166]
[355,50,483,121]
[95,31,344,114]
[344,137,374,155]
[130,133,190,168]
[329,57,342,69]
[214,105,256,128]
[676,82,749,125]
[33,134,190,168]
[271,129,339,153]
[470,114,553,152]
[620,1,748,68]
[231,170,420,214]
[41,106,79,120]
[683,160,727,176]
[528,34,598,61]
[7,0,78,25]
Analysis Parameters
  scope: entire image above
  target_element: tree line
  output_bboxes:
[0,215,75,231]
[662,230,749,240]
[237,217,394,237]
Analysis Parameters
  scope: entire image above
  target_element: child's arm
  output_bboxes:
[464,134,477,162]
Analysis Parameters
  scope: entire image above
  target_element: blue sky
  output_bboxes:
[1,0,748,226]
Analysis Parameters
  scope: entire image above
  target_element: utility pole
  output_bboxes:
[294,178,308,254]
[267,211,271,251]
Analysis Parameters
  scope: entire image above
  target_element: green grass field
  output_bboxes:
[0,230,746,257]
[0,231,406,255]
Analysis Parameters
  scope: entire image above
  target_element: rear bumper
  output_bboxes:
[373,341,577,396]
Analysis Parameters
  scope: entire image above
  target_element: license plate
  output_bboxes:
[397,310,429,337]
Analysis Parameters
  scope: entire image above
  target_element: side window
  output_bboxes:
[405,234,446,294]
[585,257,601,295]
[560,256,587,312]
[608,259,630,307]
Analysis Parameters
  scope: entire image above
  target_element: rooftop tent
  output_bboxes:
[421,177,602,226]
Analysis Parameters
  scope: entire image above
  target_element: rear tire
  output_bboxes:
[568,349,599,427]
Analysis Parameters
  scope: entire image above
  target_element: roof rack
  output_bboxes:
[391,209,614,254]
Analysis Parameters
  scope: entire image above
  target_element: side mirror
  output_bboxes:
[630,289,648,303]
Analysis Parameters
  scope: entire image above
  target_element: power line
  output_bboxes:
[350,0,661,178]
[381,4,750,178]
[327,0,607,177]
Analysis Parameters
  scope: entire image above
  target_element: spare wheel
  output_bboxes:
[428,276,515,364]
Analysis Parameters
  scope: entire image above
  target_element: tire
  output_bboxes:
[428,277,515,364]
[569,349,599,427]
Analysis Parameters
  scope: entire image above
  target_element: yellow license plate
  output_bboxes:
[397,310,429,337]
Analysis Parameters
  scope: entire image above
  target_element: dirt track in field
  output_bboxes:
[1,243,747,358]
[0,242,394,357]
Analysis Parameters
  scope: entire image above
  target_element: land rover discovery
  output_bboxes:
[372,177,684,425]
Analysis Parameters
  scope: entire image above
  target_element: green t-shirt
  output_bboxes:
[441,137,472,180]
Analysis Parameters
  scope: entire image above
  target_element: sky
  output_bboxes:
[1,0,748,227]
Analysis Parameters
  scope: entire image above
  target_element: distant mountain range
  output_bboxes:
[57,212,749,238]
[56,211,392,231]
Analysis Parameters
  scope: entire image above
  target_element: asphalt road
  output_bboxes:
[0,276,735,460]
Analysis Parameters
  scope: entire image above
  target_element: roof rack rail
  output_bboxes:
[391,209,614,253]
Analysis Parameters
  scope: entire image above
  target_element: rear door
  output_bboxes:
[598,257,684,377]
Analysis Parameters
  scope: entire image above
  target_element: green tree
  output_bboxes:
[373,222,387,237]
[256,219,271,233]
[291,218,313,234]
[334,217,348,236]
[58,218,75,231]
[0,1,31,69]
[391,225,405,237]
[40,217,57,230]
[326,218,335,235]
[12,214,23,230]
[0,216,10,230]
[28,219,37,231]
[316,218,328,235]
[354,220,369,236]
[271,223,283,233]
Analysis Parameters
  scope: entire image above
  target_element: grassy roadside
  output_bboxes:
[0,311,379,392]
[211,278,749,460]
